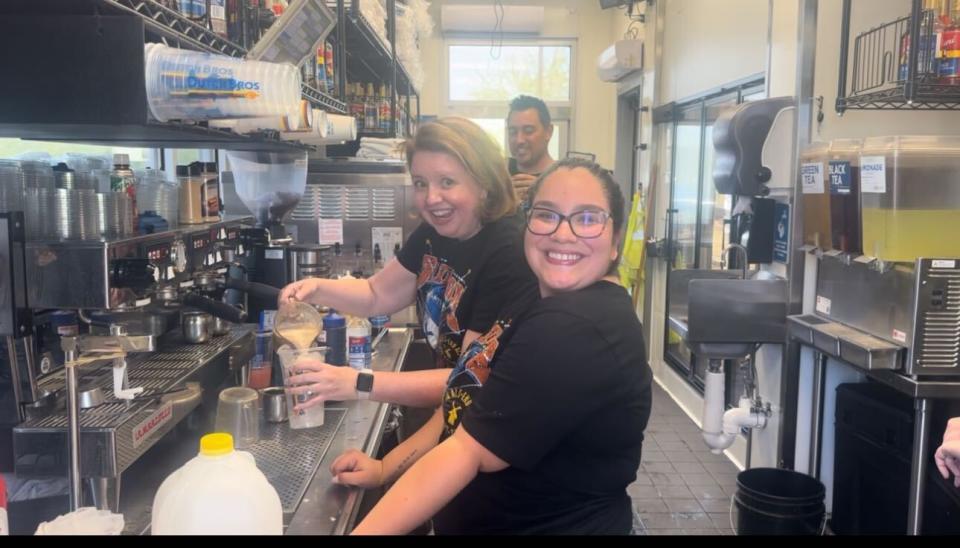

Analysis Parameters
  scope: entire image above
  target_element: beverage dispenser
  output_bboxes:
[793,136,960,376]
[859,136,960,263]
[800,142,832,250]
[826,139,862,255]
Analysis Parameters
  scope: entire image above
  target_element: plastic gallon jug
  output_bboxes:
[151,433,282,535]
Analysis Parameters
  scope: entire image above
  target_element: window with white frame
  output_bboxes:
[0,139,159,170]
[444,40,574,160]
[0,139,221,183]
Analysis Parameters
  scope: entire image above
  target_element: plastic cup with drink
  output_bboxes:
[277,345,326,429]
[274,301,326,429]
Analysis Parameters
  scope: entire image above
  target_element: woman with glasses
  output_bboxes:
[343,158,653,535]
[279,118,538,414]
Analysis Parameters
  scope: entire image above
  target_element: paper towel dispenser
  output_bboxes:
[713,97,795,197]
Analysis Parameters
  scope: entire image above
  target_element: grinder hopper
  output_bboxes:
[224,150,308,230]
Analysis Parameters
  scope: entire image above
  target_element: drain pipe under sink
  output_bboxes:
[702,366,768,454]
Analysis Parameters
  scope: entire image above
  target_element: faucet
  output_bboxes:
[722,243,750,279]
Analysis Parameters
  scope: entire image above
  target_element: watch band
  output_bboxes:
[356,368,374,399]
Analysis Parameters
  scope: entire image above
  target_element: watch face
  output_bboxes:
[357,372,374,393]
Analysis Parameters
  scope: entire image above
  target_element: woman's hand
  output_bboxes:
[278,278,323,306]
[285,358,360,409]
[330,448,384,488]
[935,417,960,487]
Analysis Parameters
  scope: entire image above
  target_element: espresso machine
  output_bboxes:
[1,201,261,533]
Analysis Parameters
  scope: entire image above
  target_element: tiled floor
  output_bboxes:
[630,383,741,536]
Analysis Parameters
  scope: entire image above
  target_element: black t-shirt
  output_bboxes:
[396,212,538,368]
[433,281,653,535]
[507,157,540,177]
[440,290,538,440]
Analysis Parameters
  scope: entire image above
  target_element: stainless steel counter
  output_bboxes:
[104,327,413,535]
[284,327,413,535]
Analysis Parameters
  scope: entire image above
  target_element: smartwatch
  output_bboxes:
[356,368,374,399]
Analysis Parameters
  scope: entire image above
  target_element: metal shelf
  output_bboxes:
[100,0,247,57]
[837,85,960,111]
[357,129,399,137]
[345,11,418,96]
[0,13,312,151]
[301,83,349,115]
[0,122,312,153]
[102,0,347,114]
[0,0,346,151]
[837,0,960,113]
[326,1,418,96]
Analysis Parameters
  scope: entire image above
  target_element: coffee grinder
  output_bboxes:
[225,151,330,320]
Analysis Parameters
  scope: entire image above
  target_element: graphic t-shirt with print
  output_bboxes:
[434,281,653,535]
[439,292,536,438]
[395,211,537,369]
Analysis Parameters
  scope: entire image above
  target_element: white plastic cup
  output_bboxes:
[281,112,355,145]
[214,387,260,449]
[217,99,311,135]
[324,114,357,142]
[209,114,297,133]
[277,345,325,429]
[280,108,325,143]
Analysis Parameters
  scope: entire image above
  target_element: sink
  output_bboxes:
[686,278,788,359]
[667,269,743,340]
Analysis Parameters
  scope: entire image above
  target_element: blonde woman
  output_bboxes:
[281,118,539,413]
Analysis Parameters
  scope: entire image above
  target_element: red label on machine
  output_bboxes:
[132,403,174,449]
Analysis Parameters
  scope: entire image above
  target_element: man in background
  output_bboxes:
[507,95,555,200]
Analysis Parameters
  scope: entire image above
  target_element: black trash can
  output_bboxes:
[735,468,826,535]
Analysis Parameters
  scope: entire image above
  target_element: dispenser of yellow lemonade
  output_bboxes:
[859,136,960,263]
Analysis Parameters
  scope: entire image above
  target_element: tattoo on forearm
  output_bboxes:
[385,449,419,485]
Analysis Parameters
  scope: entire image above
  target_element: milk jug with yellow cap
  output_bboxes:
[151,433,282,535]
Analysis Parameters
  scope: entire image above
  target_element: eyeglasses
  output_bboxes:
[525,206,610,239]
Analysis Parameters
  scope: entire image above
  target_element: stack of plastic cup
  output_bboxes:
[144,43,302,123]
[136,169,179,227]
[20,161,54,190]
[0,160,24,213]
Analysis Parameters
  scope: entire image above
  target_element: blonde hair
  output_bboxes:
[404,117,517,223]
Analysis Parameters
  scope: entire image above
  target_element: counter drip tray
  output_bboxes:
[247,408,346,514]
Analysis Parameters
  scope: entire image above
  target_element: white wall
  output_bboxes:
[417,0,620,167]
[814,0,960,140]
[659,0,770,103]
[768,0,800,98]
